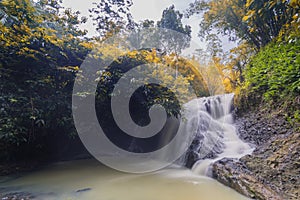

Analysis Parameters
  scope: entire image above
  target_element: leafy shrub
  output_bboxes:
[237,38,300,126]
[245,40,300,101]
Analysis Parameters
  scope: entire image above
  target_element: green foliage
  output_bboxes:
[94,49,209,120]
[244,40,300,101]
[187,0,300,49]
[239,38,300,126]
[0,0,205,160]
[0,0,90,160]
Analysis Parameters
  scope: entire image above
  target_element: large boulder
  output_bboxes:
[212,132,300,199]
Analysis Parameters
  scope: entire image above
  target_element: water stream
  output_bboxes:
[184,94,254,175]
[0,94,253,199]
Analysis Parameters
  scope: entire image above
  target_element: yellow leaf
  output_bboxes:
[245,0,254,8]
[242,15,250,21]
[292,14,299,20]
[289,0,300,8]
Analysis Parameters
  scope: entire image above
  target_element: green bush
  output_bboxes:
[245,40,300,101]
[239,38,300,126]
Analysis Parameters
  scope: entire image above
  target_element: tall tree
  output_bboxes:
[157,5,192,55]
[187,0,300,49]
[89,0,135,37]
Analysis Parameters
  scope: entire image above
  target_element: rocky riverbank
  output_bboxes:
[0,192,33,200]
[212,107,299,199]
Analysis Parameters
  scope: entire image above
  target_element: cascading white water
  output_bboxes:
[181,93,253,175]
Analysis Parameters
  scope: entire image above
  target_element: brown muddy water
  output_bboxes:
[0,159,249,200]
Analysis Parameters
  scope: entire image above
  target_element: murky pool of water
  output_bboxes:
[0,159,249,200]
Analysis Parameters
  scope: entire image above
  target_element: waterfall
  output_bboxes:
[93,93,252,174]
[181,94,253,175]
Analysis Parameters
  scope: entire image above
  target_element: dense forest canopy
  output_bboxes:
[0,0,299,160]
[187,0,299,49]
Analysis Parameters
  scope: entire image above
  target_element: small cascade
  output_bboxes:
[181,94,253,175]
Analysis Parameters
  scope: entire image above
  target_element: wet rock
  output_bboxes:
[0,192,34,200]
[215,107,300,200]
[184,133,225,168]
[235,109,293,146]
[212,158,283,200]
[76,188,92,193]
[241,132,300,200]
